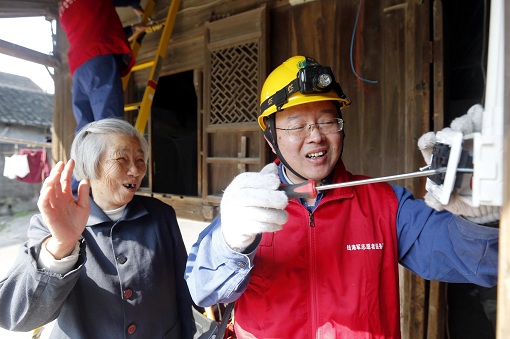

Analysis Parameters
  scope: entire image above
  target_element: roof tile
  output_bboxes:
[0,72,53,128]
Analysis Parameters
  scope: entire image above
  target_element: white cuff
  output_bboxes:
[37,241,80,275]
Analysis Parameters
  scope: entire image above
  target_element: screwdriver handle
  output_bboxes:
[279,180,317,199]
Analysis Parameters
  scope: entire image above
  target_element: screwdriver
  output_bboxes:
[279,167,474,199]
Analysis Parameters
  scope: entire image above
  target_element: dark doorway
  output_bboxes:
[443,0,490,125]
[150,71,198,195]
[442,1,496,338]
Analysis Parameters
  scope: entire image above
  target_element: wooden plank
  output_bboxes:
[207,11,263,46]
[51,22,74,165]
[403,0,417,191]
[0,136,51,148]
[194,69,204,203]
[378,0,435,337]
[208,34,261,51]
[426,1,446,338]
[401,270,427,338]
[288,0,340,66]
[134,35,204,80]
[432,0,444,132]
[206,157,260,164]
[0,39,60,68]
[427,281,446,339]
[163,35,206,74]
[268,4,291,67]
[238,136,247,172]
[358,0,384,178]
[0,0,58,18]
[403,1,430,337]
[206,122,260,133]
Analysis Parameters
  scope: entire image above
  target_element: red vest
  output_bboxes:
[234,163,401,338]
[59,0,134,75]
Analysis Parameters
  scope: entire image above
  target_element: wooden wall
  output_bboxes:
[122,4,439,337]
[120,0,432,194]
[51,1,445,337]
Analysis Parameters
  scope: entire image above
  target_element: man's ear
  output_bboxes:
[263,135,277,154]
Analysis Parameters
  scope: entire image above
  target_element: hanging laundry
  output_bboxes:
[3,153,30,179]
[16,149,51,184]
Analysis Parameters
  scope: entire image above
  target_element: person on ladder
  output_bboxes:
[59,0,143,133]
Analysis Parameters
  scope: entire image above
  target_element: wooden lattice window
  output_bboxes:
[202,5,268,204]
[209,43,259,125]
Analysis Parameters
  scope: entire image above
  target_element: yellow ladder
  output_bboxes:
[122,0,181,134]
[121,0,156,91]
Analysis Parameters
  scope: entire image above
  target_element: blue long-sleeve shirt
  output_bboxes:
[185,185,499,307]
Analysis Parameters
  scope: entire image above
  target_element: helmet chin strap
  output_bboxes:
[264,115,308,181]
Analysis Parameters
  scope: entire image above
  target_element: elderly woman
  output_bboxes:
[0,118,195,338]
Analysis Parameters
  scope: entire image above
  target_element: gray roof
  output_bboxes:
[0,72,53,128]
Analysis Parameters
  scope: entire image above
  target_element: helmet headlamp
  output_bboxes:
[299,65,334,93]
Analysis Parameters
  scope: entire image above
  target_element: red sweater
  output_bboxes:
[59,0,134,76]
[234,162,401,338]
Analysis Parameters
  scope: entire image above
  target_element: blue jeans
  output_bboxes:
[72,54,125,134]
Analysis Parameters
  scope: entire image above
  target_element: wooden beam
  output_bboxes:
[0,1,58,19]
[0,39,60,68]
[206,157,260,165]
[0,136,51,148]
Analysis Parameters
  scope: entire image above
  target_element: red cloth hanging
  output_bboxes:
[16,149,51,184]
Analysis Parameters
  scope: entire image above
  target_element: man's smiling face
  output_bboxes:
[274,101,343,184]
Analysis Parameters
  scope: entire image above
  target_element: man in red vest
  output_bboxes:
[185,56,500,338]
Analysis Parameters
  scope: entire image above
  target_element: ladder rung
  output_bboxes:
[124,103,141,112]
[131,60,155,72]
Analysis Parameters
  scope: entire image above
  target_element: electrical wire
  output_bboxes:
[349,0,378,87]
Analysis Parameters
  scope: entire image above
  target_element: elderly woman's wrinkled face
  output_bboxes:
[90,134,146,210]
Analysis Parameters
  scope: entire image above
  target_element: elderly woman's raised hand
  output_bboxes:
[37,160,91,259]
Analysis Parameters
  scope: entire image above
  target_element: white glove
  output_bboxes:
[417,104,500,224]
[220,163,289,251]
[418,104,484,163]
[450,103,484,134]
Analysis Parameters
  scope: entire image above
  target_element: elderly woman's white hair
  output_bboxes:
[71,118,149,181]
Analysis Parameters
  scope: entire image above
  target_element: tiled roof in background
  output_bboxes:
[0,72,53,128]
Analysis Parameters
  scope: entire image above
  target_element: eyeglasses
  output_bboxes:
[276,118,344,140]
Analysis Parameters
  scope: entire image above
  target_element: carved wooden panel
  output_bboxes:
[209,43,259,125]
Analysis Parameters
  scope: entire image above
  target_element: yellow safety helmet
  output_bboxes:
[258,56,351,130]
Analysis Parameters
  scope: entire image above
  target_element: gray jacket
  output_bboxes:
[0,195,195,338]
